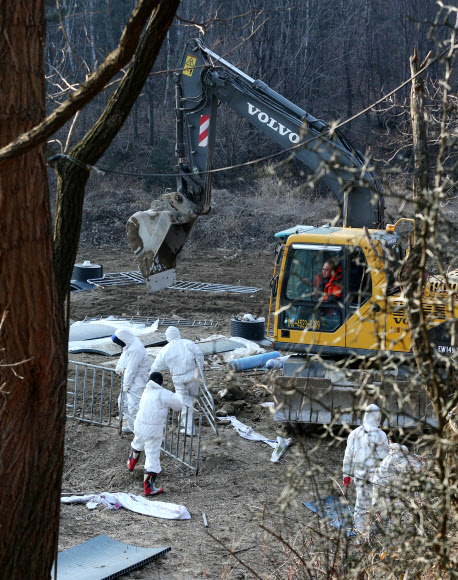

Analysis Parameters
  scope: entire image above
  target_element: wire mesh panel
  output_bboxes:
[67,361,203,479]
[67,361,120,428]
[196,363,219,435]
[162,407,202,479]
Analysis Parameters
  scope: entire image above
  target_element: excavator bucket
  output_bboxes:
[126,194,198,292]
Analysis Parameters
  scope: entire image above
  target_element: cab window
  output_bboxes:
[348,247,372,307]
[282,244,343,333]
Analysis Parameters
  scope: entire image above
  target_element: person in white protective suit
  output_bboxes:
[150,326,204,435]
[342,404,389,537]
[372,442,422,530]
[127,372,183,496]
[112,328,150,433]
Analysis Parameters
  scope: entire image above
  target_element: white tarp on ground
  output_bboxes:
[220,416,292,463]
[199,335,265,362]
[61,492,191,520]
[69,318,263,364]
[69,323,117,342]
[69,318,166,355]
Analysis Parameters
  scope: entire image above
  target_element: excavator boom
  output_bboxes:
[127,39,384,291]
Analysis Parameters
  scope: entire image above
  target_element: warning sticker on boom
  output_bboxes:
[183,55,197,77]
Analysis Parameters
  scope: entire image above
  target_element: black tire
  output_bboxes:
[72,263,103,282]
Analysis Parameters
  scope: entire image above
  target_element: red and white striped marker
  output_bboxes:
[198,115,210,147]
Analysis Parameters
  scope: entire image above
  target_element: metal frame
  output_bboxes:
[84,271,260,294]
[162,408,203,481]
[170,281,261,294]
[81,315,218,327]
[67,361,205,479]
[67,360,118,427]
[195,362,219,435]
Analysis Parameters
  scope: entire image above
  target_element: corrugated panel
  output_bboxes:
[52,535,170,580]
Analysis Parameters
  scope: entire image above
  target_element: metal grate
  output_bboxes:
[170,280,261,294]
[67,361,118,428]
[51,534,170,580]
[81,315,218,327]
[162,408,202,479]
[88,271,144,286]
[86,271,260,294]
[66,361,211,479]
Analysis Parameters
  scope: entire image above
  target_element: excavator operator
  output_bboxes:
[313,261,342,302]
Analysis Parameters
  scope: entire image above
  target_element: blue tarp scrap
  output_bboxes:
[51,534,171,580]
[303,495,355,536]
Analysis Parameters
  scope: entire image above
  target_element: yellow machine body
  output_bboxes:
[268,225,457,358]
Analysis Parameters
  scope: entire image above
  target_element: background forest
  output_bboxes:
[45,0,456,253]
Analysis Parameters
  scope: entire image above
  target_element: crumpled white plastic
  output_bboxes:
[220,416,292,463]
[61,492,191,520]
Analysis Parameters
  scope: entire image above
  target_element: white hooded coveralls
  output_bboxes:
[372,443,422,528]
[342,404,389,533]
[115,328,150,431]
[132,379,183,473]
[150,326,204,434]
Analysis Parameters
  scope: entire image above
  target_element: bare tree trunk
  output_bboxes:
[146,77,155,146]
[88,0,98,69]
[133,100,139,139]
[0,3,67,578]
[163,29,171,106]
[406,48,456,568]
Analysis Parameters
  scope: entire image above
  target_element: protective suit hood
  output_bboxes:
[363,404,382,429]
[115,328,136,348]
[165,326,181,342]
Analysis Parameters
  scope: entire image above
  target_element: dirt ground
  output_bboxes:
[61,246,347,579]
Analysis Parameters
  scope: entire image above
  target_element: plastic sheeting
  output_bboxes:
[200,335,265,363]
[69,332,167,355]
[69,323,117,342]
[69,318,165,355]
[219,416,292,463]
[265,355,290,370]
[303,495,354,535]
[61,492,191,520]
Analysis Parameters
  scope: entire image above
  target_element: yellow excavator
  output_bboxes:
[126,39,457,426]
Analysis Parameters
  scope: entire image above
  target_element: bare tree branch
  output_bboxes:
[0,0,158,171]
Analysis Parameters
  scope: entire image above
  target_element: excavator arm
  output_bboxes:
[127,38,384,292]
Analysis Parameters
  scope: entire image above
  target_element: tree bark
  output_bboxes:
[53,0,180,309]
[0,3,67,578]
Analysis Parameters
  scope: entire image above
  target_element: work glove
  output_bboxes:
[115,366,123,376]
[343,476,351,488]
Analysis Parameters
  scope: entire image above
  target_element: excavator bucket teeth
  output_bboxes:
[127,209,196,292]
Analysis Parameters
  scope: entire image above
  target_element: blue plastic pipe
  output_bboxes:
[229,351,281,372]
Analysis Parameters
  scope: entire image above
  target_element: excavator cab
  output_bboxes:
[271,226,384,354]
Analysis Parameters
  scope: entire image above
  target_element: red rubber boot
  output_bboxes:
[127,448,141,471]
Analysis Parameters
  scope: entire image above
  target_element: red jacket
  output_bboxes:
[323,266,342,300]
[314,267,342,301]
